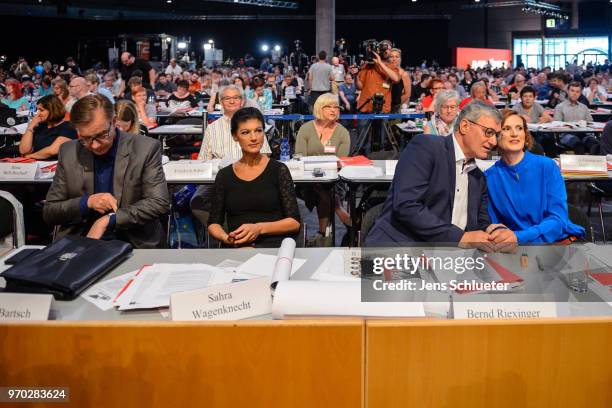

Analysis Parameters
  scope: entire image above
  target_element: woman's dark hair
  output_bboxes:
[519,85,536,97]
[177,79,189,89]
[251,76,265,89]
[37,94,66,124]
[230,107,265,136]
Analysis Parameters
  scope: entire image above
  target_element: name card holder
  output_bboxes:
[164,162,213,180]
[385,160,398,176]
[0,293,54,321]
[0,162,39,180]
[560,154,607,175]
[453,294,557,320]
[170,277,272,321]
[286,160,305,177]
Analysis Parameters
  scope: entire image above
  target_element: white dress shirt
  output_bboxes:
[198,115,272,161]
[451,134,477,230]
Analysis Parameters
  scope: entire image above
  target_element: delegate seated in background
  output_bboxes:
[366,101,516,253]
[207,107,300,248]
[18,95,77,160]
[512,86,552,124]
[43,94,170,248]
[1,79,29,111]
[553,81,596,155]
[295,93,351,242]
[485,111,584,243]
[114,99,140,134]
[423,89,459,136]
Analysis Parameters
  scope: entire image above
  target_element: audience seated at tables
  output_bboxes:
[247,76,273,111]
[165,58,183,77]
[485,111,584,243]
[207,107,300,248]
[530,71,550,100]
[507,73,527,101]
[512,86,552,123]
[68,77,90,102]
[51,78,75,112]
[458,81,495,110]
[583,77,607,104]
[43,94,170,248]
[39,76,53,97]
[421,78,444,112]
[338,73,357,113]
[554,81,597,154]
[188,72,202,95]
[131,86,157,129]
[165,79,197,112]
[124,76,156,102]
[411,73,431,102]
[1,79,29,111]
[114,100,140,134]
[84,73,115,104]
[119,52,156,95]
[154,73,177,98]
[460,70,475,93]
[366,101,515,253]
[18,95,77,160]
[295,93,351,245]
[423,89,459,136]
[489,73,504,96]
[101,72,121,99]
[448,73,467,100]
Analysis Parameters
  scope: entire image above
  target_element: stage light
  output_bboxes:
[166,0,172,3]
[204,43,212,50]
[274,45,281,51]
[178,42,187,49]
[208,39,214,44]
[261,44,269,52]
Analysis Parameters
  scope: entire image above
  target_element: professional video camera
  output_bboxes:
[359,39,393,62]
[357,92,385,114]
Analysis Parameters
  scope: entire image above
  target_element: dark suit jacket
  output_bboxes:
[43,131,171,248]
[365,134,490,246]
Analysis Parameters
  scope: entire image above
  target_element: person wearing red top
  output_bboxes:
[458,81,495,110]
[422,78,444,111]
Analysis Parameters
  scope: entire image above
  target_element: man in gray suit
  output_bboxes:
[43,94,170,248]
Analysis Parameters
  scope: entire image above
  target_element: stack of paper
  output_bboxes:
[300,155,339,171]
[559,154,608,178]
[338,156,373,167]
[339,165,383,179]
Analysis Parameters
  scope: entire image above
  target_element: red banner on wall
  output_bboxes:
[454,47,512,70]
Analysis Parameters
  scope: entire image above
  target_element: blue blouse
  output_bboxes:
[485,151,584,243]
[1,96,29,111]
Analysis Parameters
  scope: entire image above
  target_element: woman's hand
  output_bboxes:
[229,223,262,245]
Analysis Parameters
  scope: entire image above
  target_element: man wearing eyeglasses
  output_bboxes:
[366,101,517,252]
[43,94,171,248]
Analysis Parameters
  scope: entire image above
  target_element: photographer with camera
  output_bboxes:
[355,39,400,153]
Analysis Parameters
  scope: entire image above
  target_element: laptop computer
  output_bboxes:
[0,106,18,128]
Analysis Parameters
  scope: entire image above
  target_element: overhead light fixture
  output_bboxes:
[166,0,172,3]
[207,0,298,9]
[204,43,212,50]
[261,44,269,52]
[165,37,172,43]
[274,45,281,51]
[177,42,187,49]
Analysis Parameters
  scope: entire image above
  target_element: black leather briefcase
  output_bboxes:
[2,236,133,300]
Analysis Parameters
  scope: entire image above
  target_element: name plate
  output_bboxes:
[0,293,53,321]
[453,301,557,320]
[385,160,398,176]
[560,154,607,173]
[286,160,305,176]
[0,163,38,180]
[164,162,213,180]
[170,277,272,321]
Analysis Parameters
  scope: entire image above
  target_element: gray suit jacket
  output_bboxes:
[43,131,171,248]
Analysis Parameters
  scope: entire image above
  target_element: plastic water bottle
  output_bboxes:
[28,92,37,120]
[280,136,290,162]
[415,101,424,129]
[197,99,205,112]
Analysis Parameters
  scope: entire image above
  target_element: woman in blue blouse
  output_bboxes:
[485,111,584,243]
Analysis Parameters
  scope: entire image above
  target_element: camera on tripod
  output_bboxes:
[360,39,392,62]
[358,92,385,114]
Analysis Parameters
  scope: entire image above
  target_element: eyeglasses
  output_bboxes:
[221,96,242,102]
[323,105,340,110]
[78,124,113,146]
[467,120,500,138]
[441,105,457,111]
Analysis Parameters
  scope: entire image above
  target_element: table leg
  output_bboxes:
[330,187,336,246]
[348,184,358,246]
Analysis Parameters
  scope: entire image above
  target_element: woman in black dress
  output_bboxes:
[208,107,301,248]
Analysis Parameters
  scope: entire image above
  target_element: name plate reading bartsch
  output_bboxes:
[0,293,54,321]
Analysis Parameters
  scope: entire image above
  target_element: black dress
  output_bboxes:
[209,159,301,248]
[32,121,78,159]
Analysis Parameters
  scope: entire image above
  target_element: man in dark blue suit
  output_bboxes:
[366,100,515,252]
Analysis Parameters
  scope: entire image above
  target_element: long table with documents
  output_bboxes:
[0,242,611,407]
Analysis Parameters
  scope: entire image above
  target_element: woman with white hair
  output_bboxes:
[295,93,351,245]
[423,89,459,136]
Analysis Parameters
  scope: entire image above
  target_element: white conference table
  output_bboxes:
[0,245,610,322]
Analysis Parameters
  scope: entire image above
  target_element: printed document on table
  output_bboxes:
[237,254,306,278]
[116,263,233,310]
[81,270,137,311]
